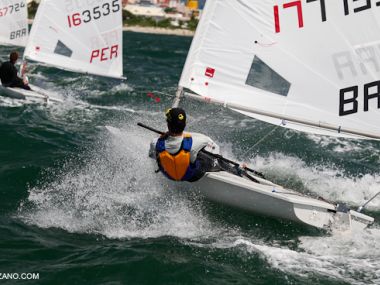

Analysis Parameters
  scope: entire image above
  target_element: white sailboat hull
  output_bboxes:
[194,171,374,231]
[0,84,63,103]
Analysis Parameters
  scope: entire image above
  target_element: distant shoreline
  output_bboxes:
[27,19,194,37]
[123,26,194,37]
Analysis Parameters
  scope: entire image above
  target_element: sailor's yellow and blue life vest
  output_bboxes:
[155,134,199,181]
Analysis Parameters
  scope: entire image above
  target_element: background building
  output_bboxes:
[124,1,166,18]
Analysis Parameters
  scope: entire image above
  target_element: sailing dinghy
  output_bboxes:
[0,0,53,101]
[1,0,124,103]
[170,0,379,230]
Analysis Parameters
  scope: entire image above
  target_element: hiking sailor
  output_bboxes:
[0,51,31,90]
[149,108,220,182]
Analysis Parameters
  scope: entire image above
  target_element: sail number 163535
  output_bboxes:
[67,0,120,28]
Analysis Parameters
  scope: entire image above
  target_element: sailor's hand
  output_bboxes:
[160,132,169,138]
[241,163,248,169]
[21,62,27,76]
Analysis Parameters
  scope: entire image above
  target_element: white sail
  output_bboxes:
[24,0,123,79]
[179,0,380,139]
[0,0,28,47]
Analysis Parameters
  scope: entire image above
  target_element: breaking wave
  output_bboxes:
[208,226,380,285]
[250,153,380,210]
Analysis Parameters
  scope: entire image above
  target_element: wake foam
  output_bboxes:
[249,153,380,210]
[307,133,380,155]
[16,124,380,284]
[18,125,220,240]
[205,226,380,285]
[0,96,28,107]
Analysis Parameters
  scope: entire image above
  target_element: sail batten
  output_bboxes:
[24,0,123,79]
[179,0,380,139]
[23,55,126,80]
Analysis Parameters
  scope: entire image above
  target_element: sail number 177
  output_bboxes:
[67,0,120,28]
[274,0,380,33]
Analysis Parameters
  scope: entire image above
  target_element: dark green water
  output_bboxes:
[0,32,379,285]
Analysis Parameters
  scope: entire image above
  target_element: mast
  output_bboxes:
[172,87,184,108]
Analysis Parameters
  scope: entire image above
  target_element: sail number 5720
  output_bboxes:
[67,0,120,28]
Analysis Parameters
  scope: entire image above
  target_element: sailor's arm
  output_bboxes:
[196,134,220,154]
[190,133,220,159]
[9,65,24,86]
[11,65,19,81]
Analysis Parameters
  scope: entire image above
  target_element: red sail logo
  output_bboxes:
[205,67,215,78]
